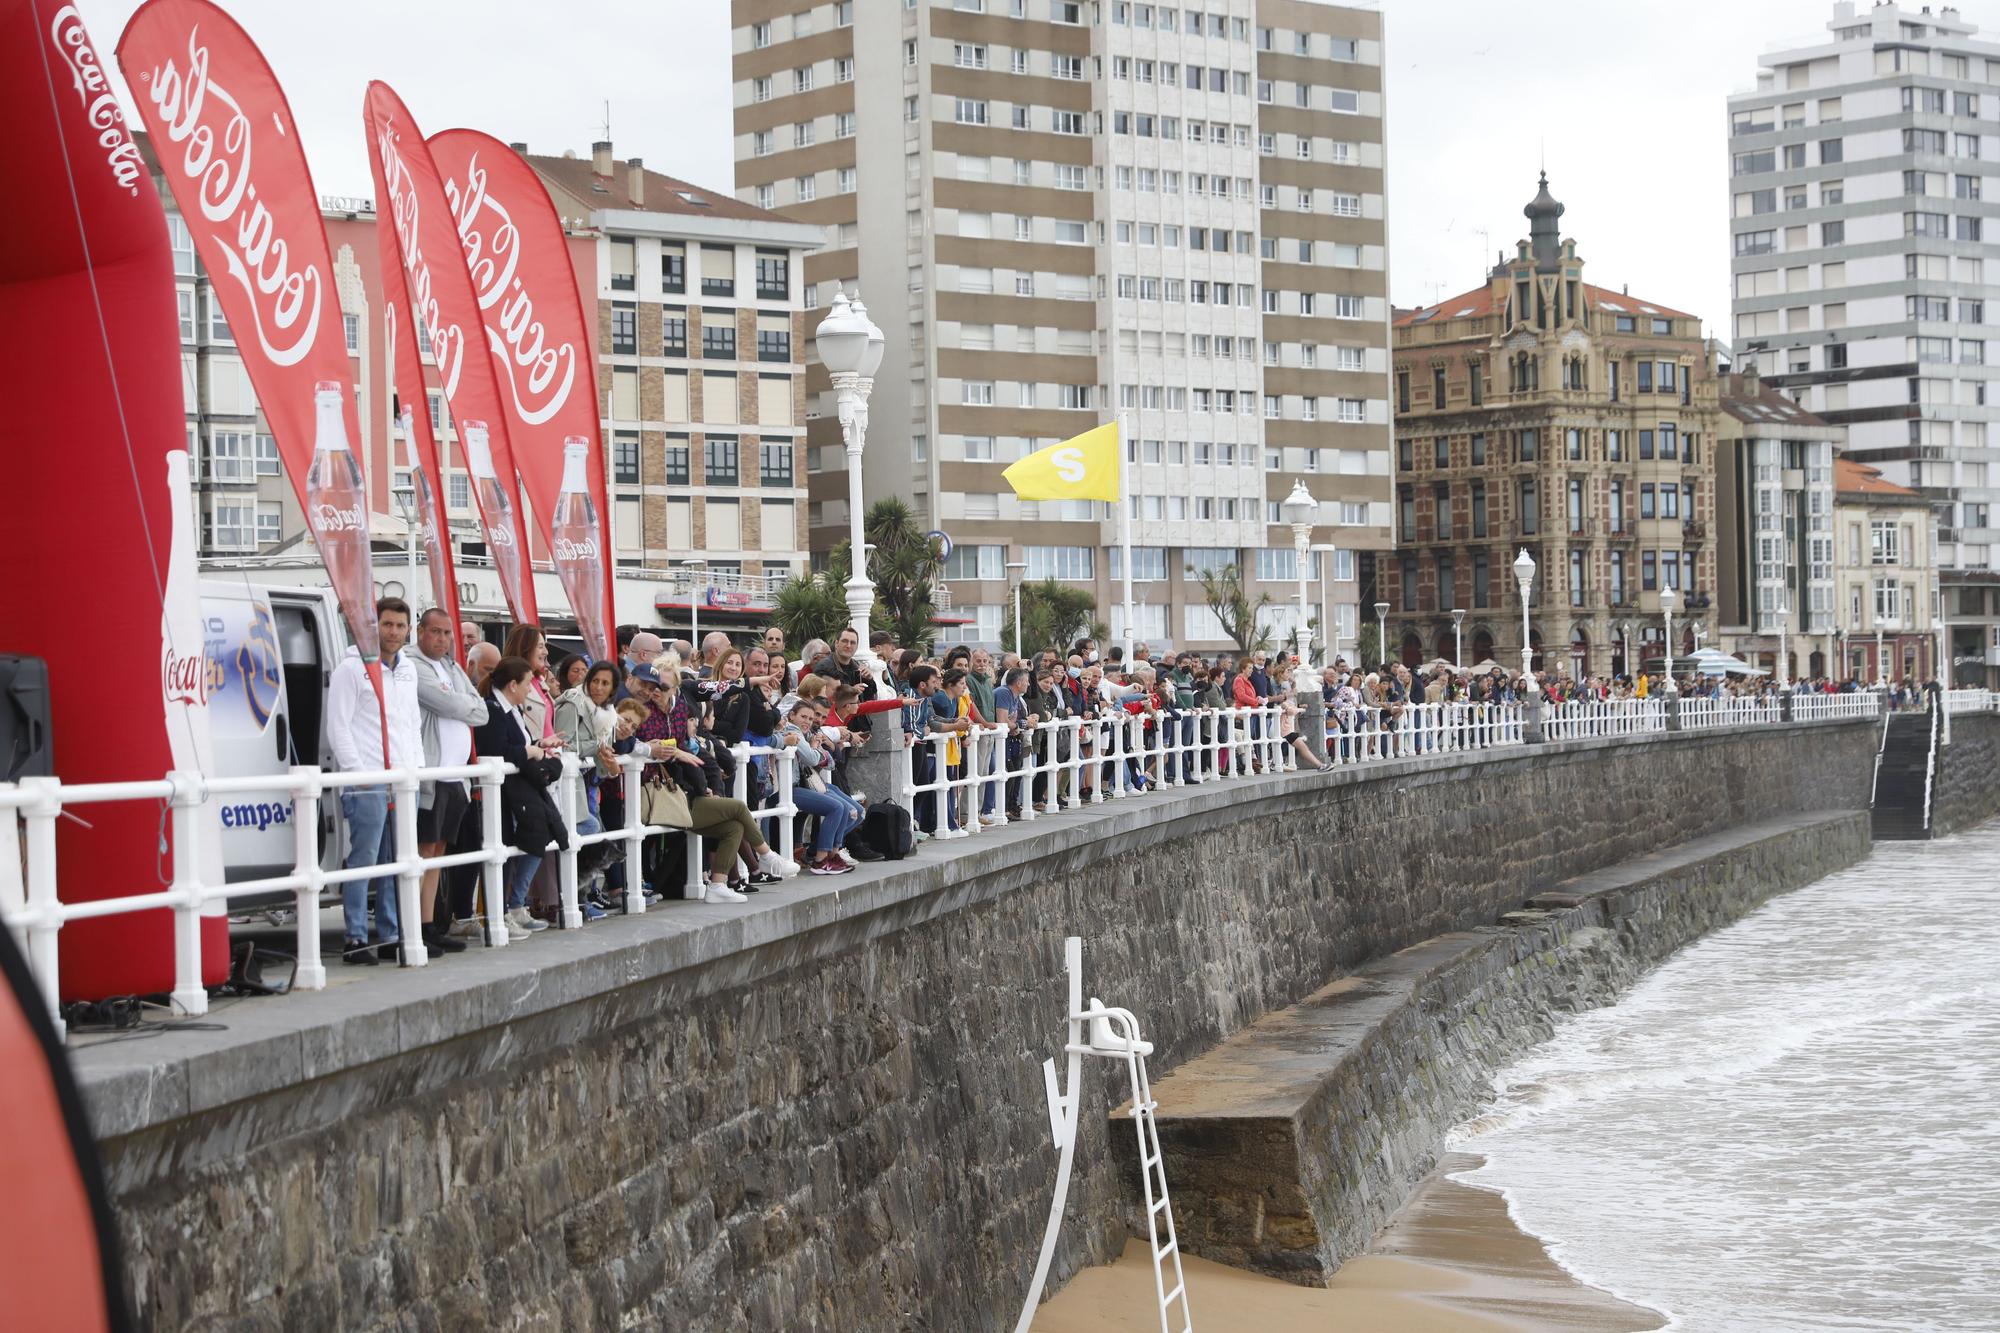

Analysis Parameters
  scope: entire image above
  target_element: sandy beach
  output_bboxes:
[1031,1153,1665,1332]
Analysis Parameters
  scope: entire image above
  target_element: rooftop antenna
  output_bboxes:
[602,99,611,142]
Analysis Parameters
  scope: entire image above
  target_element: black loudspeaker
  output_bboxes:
[0,655,51,782]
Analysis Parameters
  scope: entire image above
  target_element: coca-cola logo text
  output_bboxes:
[311,503,363,533]
[553,536,599,562]
[374,117,465,401]
[51,7,143,195]
[441,151,578,427]
[488,521,516,547]
[138,26,323,366]
[162,643,208,707]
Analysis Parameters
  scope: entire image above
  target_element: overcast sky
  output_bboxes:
[82,0,1866,338]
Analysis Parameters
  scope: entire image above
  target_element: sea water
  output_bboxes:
[1451,819,2000,1332]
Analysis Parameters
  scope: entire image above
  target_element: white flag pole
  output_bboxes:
[1118,416,1134,665]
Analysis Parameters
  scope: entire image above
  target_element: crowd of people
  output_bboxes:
[325,597,1925,964]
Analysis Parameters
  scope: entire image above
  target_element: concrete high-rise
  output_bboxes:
[1728,0,1998,685]
[731,0,1393,651]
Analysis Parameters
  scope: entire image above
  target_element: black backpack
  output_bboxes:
[858,801,916,861]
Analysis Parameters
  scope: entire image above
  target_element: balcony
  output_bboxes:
[1567,519,1592,539]
[1682,520,1708,541]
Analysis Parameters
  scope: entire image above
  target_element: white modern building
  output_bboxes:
[1728,0,1999,683]
[731,0,1394,650]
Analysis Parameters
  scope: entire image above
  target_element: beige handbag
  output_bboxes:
[642,777,693,828]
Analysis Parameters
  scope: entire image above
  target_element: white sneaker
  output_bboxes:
[834,848,861,867]
[507,906,548,934]
[704,881,749,903]
[757,847,800,880]
[504,918,529,942]
[447,918,483,940]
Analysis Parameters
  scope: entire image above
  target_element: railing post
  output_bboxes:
[289,765,326,990]
[390,769,427,966]
[1665,695,1684,732]
[775,745,797,862]
[20,776,65,1040]
[479,759,511,947]
[164,771,211,1013]
[555,754,583,930]
[620,756,648,916]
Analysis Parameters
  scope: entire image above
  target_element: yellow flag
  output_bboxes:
[1001,421,1122,502]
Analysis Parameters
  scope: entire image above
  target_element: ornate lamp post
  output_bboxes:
[1776,598,1790,689]
[1373,600,1389,668]
[1282,480,1317,668]
[1312,543,1342,663]
[1659,582,1679,697]
[1451,607,1466,670]
[1007,560,1029,658]
[1513,548,1538,697]
[813,289,887,685]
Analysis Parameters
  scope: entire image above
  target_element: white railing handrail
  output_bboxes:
[7,685,1994,1041]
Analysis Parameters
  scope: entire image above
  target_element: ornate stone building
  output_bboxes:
[1388,175,1721,677]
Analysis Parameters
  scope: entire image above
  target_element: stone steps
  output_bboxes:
[1115,810,1873,1286]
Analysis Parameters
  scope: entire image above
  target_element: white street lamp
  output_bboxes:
[1451,607,1466,670]
[1659,582,1679,697]
[680,557,708,651]
[1312,543,1343,665]
[1282,479,1317,668]
[1513,548,1538,697]
[813,288,888,691]
[1373,600,1389,669]
[1006,560,1029,658]
[1775,599,1790,689]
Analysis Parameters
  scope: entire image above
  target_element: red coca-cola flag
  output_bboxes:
[430,129,615,659]
[364,82,538,625]
[0,0,226,1000]
[115,0,383,672]
[380,282,462,653]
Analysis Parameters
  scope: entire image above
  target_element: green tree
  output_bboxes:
[864,496,942,652]
[772,563,850,649]
[1002,578,1106,658]
[1190,562,1271,654]
[1351,621,1383,668]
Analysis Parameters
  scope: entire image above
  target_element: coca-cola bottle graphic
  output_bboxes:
[551,436,608,657]
[306,379,378,660]
[400,407,449,611]
[462,419,525,618]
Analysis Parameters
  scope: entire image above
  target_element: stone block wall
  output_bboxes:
[94,722,1881,1331]
[1934,711,2000,836]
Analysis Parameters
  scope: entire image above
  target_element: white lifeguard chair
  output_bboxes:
[1014,936,1191,1333]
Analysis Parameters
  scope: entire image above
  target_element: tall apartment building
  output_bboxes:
[1390,176,1721,678]
[1728,0,1998,685]
[731,0,1393,650]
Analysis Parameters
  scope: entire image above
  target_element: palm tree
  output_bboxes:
[1190,562,1272,654]
[864,497,941,652]
[1002,578,1105,658]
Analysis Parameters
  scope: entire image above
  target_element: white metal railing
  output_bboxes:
[7,685,1986,1040]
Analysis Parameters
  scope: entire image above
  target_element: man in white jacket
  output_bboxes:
[327,597,424,964]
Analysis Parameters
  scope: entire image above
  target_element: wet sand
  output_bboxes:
[1030,1153,1666,1332]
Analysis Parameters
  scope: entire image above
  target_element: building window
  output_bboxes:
[755,251,789,300]
[662,307,687,357]
[705,437,739,487]
[702,320,737,360]
[759,439,793,487]
[665,441,691,486]
[1519,480,1538,535]
[1024,545,1094,580]
[612,433,639,484]
[757,327,791,362]
[611,303,636,355]
[661,247,685,294]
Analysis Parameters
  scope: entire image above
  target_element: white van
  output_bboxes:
[198,580,349,892]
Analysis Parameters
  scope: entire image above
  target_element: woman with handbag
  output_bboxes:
[632,657,796,903]
[779,696,864,875]
[472,656,570,939]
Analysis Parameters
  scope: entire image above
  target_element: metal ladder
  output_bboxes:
[1014,937,1192,1333]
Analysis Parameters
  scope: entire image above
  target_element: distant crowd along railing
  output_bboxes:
[2,687,1994,1038]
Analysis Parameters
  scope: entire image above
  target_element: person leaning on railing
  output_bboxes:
[471,655,568,938]
[326,596,424,966]
[554,660,623,919]
[781,696,866,876]
[413,607,488,954]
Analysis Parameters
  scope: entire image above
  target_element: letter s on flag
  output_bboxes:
[1052,447,1085,484]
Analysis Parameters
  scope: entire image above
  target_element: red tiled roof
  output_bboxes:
[522,150,783,225]
[1835,458,1920,498]
[1393,280,1696,329]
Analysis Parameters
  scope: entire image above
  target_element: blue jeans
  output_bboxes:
[796,785,863,852]
[341,786,400,945]
[505,852,544,909]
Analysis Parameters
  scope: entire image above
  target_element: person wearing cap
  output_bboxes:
[618,631,664,702]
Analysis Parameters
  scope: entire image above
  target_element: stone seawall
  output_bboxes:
[77,721,1881,1332]
[1131,812,1872,1282]
[1934,712,2000,836]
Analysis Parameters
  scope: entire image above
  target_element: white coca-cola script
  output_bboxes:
[311,503,363,533]
[373,119,465,401]
[51,6,144,195]
[441,151,578,427]
[553,536,599,562]
[137,26,323,366]
[487,520,516,547]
